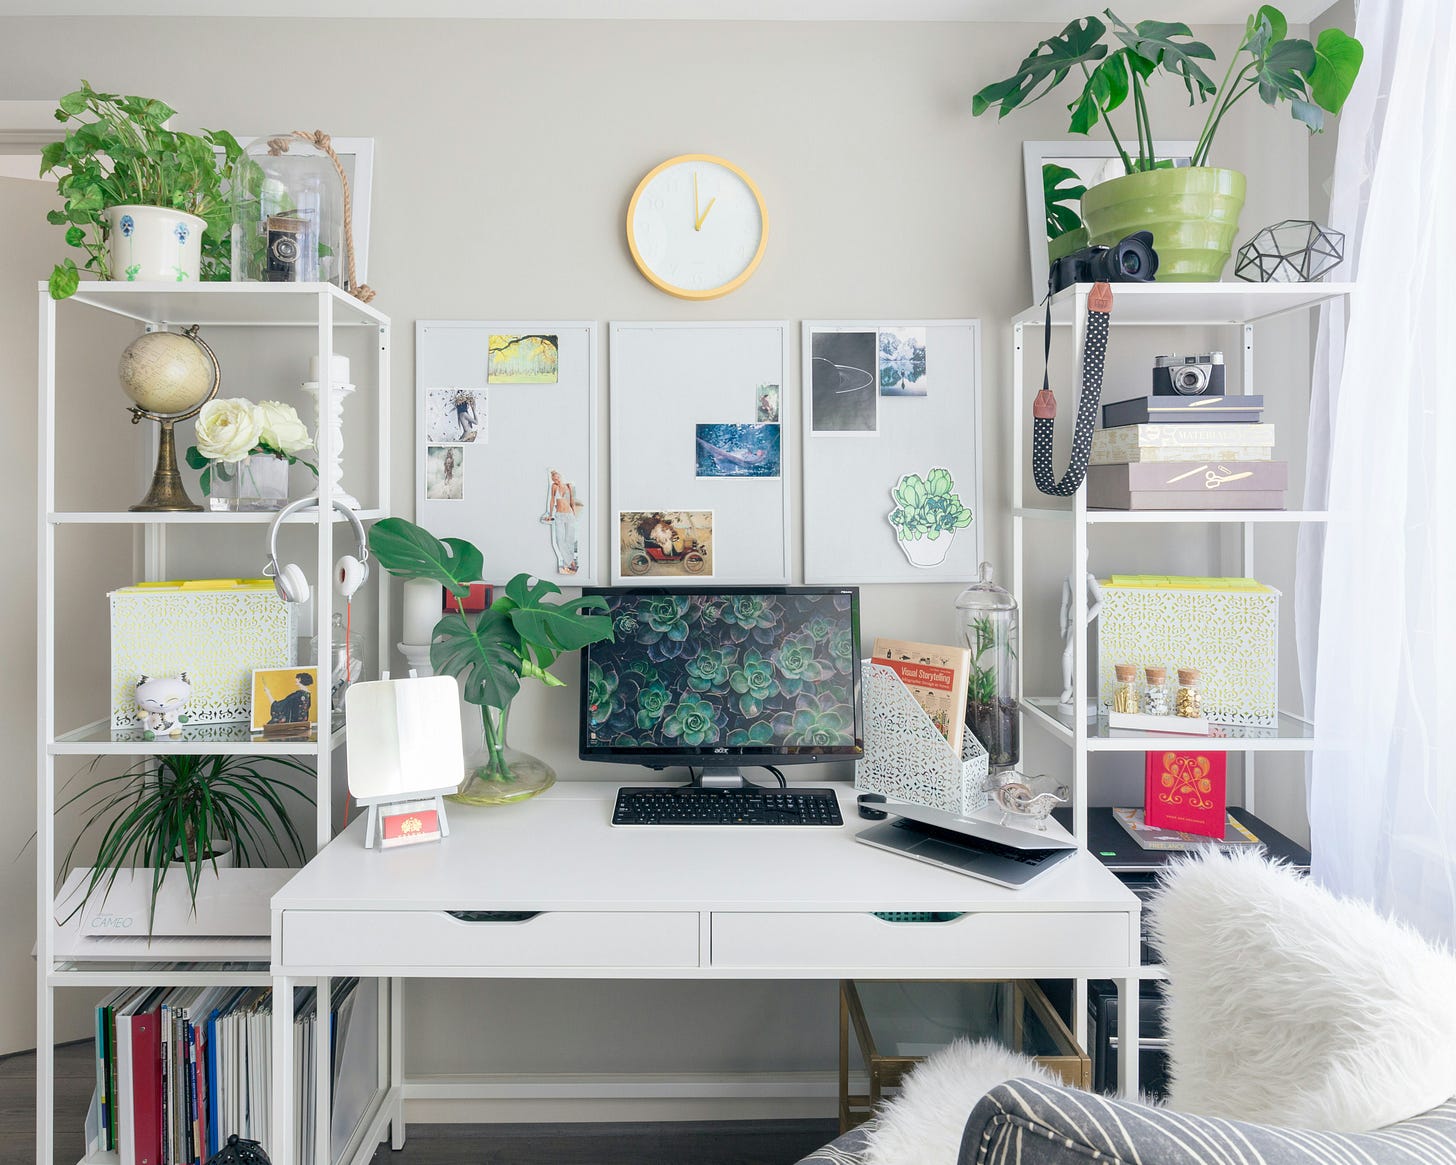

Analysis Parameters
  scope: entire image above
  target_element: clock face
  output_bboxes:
[627,155,767,300]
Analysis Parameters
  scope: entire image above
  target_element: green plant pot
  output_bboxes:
[1081,167,1246,282]
[1047,227,1088,265]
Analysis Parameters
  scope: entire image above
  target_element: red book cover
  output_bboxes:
[1145,750,1227,838]
[130,1012,163,1165]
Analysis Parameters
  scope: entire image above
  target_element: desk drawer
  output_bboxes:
[281,910,700,970]
[710,911,1129,972]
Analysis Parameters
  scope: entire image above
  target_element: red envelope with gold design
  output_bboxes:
[1144,750,1226,838]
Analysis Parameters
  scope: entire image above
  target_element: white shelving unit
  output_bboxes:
[1011,279,1351,847]
[36,283,392,1165]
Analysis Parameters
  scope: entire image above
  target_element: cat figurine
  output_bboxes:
[133,673,192,738]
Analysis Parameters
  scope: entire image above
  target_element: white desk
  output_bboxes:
[269,784,1142,1165]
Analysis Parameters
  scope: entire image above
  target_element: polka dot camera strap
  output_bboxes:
[1032,281,1114,497]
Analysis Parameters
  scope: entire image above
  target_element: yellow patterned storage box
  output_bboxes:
[1096,576,1279,728]
[110,579,298,728]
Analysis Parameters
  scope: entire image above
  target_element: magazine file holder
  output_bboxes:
[854,661,990,816]
[345,673,464,848]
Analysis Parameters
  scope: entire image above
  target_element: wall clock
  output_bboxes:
[626,154,768,300]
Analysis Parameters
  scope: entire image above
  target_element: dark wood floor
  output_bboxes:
[5,1043,837,1165]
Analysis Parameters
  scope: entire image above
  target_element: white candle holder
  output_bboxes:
[303,378,360,510]
[397,642,435,676]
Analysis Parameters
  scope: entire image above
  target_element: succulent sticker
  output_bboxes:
[887,467,973,568]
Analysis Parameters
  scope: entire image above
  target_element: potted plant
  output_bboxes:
[183,396,317,511]
[974,8,1363,280]
[888,468,974,568]
[41,81,241,299]
[366,518,614,805]
[56,752,313,935]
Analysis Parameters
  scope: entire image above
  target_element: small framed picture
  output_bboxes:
[251,667,320,734]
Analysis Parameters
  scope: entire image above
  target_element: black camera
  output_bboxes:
[1048,230,1159,295]
[265,213,317,283]
[1153,353,1226,396]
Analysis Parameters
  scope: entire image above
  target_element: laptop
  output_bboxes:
[857,798,1077,889]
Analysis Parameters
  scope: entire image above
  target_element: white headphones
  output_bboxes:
[264,496,371,604]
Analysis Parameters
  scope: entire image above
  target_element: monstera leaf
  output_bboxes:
[367,517,483,597]
[972,17,1109,119]
[1105,13,1216,104]
[494,574,612,674]
[1043,163,1088,239]
[430,608,530,709]
[1307,27,1363,115]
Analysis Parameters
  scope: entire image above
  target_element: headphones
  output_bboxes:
[264,496,371,604]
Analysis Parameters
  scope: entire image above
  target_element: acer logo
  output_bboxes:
[90,914,135,930]
[712,747,728,754]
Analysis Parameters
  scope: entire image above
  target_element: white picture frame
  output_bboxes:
[1022,139,1195,301]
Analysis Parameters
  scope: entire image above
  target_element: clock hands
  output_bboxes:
[693,171,716,231]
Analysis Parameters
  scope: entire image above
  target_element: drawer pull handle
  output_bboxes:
[871,911,966,924]
[446,910,542,923]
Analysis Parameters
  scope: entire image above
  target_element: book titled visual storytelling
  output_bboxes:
[870,637,971,756]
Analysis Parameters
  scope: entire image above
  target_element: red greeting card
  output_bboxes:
[1144,750,1226,838]
[381,806,441,848]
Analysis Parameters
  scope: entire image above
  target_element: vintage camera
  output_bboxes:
[1152,352,1226,396]
[264,213,317,282]
[1048,230,1159,295]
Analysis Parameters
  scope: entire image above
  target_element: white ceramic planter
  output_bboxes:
[172,839,234,868]
[899,535,953,568]
[107,204,205,283]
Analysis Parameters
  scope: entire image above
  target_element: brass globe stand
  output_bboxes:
[127,325,221,513]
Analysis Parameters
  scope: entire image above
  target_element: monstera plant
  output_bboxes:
[367,518,613,804]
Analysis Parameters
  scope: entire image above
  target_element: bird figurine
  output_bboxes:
[991,780,1069,830]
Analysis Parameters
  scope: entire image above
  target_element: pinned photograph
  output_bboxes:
[756,383,780,423]
[426,445,464,500]
[487,333,559,383]
[541,468,584,576]
[251,667,319,734]
[426,387,486,443]
[810,330,878,434]
[879,327,928,397]
[695,422,781,478]
[619,510,713,578]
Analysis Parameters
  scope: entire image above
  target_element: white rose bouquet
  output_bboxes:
[185,397,318,496]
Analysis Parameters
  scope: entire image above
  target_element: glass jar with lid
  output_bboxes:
[953,561,1020,771]
[231,134,345,286]
[1176,667,1203,718]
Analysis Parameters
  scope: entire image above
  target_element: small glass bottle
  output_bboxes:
[1112,664,1138,714]
[1142,667,1170,716]
[310,611,364,717]
[1176,667,1203,718]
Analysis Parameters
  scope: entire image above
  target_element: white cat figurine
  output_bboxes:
[133,673,192,737]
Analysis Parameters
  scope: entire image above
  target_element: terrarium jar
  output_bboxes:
[954,561,1020,771]
[231,135,345,286]
[453,699,557,806]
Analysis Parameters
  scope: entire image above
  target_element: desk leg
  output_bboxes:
[272,974,295,1165]
[1115,975,1140,1098]
[316,978,333,1165]
[390,977,407,1150]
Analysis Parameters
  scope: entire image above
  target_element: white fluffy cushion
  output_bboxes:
[1151,848,1456,1131]
[862,1038,1057,1165]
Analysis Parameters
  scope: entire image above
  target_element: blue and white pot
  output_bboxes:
[106,204,205,283]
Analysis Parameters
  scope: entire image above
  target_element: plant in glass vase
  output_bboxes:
[184,397,317,511]
[366,517,614,805]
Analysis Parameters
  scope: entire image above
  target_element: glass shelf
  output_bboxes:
[51,717,345,756]
[1022,697,1317,752]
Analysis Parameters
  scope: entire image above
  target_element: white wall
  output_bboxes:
[0,14,1316,1113]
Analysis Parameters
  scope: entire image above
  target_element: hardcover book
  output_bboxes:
[1112,807,1259,851]
[870,637,971,756]
[1102,394,1265,428]
[1144,750,1227,838]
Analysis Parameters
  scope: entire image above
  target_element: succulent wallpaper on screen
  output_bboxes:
[586,592,858,751]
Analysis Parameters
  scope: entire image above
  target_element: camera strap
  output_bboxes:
[1032,281,1113,497]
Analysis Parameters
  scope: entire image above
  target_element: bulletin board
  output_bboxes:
[801,320,983,584]
[609,322,791,585]
[415,321,598,584]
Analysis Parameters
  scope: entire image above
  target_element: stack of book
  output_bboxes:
[1089,396,1288,511]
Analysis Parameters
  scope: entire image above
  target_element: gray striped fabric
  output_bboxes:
[794,1081,1456,1165]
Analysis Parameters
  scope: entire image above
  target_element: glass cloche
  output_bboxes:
[954,561,1020,772]
[231,134,345,286]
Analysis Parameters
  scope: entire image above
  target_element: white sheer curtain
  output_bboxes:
[1302,0,1456,942]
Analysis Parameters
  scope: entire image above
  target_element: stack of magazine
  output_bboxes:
[1113,807,1260,851]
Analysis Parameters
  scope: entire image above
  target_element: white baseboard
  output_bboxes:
[403,1069,861,1124]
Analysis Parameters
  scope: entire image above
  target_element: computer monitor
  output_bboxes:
[579,586,863,787]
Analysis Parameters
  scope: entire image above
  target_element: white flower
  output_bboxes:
[256,400,313,455]
[194,398,264,462]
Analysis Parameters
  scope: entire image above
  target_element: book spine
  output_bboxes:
[96,1003,110,1153]
[131,1012,162,1165]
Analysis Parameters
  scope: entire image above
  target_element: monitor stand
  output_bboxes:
[693,767,755,790]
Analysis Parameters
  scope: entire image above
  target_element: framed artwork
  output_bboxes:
[1022,139,1195,301]
[251,667,320,734]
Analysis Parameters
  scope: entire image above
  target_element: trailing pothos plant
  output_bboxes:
[366,517,614,782]
[40,81,242,299]
[973,7,1363,172]
[56,752,313,935]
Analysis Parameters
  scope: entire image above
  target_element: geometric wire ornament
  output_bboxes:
[1235,219,1346,283]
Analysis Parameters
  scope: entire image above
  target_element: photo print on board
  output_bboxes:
[811,330,879,434]
[756,383,780,423]
[541,468,583,576]
[425,387,487,443]
[619,510,714,578]
[879,327,928,397]
[695,422,781,478]
[426,445,464,500]
[487,333,559,383]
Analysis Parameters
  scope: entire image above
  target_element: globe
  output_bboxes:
[118,329,217,417]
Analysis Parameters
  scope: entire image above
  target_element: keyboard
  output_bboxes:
[612,786,844,826]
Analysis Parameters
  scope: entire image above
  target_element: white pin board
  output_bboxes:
[609,321,791,584]
[415,321,598,584]
[802,320,983,584]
